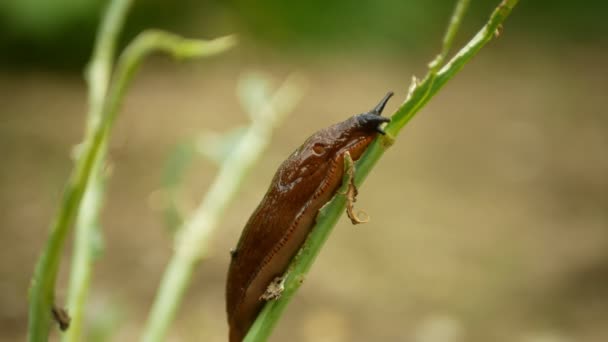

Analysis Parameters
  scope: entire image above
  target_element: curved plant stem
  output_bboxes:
[62,157,106,342]
[244,0,520,340]
[141,75,305,342]
[61,0,134,338]
[429,0,470,73]
[27,1,134,341]
[27,5,236,342]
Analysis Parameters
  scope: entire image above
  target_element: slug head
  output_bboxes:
[278,92,393,190]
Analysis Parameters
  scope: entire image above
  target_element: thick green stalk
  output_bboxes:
[244,0,520,340]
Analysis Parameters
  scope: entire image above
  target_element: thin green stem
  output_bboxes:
[429,0,471,72]
[244,0,519,340]
[28,17,236,342]
[141,75,304,342]
[61,30,235,341]
[387,0,516,137]
[62,0,133,338]
[62,157,106,342]
[402,0,471,142]
[106,31,237,135]
[27,1,133,341]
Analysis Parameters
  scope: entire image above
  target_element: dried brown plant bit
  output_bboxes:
[494,24,504,38]
[345,180,369,225]
[342,155,369,225]
[260,276,286,301]
[52,305,71,331]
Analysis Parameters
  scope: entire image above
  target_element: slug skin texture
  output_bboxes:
[226,92,393,342]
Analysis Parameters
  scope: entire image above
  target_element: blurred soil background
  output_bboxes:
[1,1,607,341]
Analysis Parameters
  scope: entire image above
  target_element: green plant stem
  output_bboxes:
[62,156,106,342]
[141,75,304,342]
[27,17,236,342]
[244,0,519,340]
[429,0,470,72]
[244,154,356,342]
[62,0,134,338]
[27,1,133,341]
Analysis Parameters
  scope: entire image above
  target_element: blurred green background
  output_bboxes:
[1,1,607,341]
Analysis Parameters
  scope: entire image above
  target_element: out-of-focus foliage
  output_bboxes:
[1,0,607,69]
[0,0,100,38]
[0,0,198,68]
[0,0,104,67]
[2,1,607,341]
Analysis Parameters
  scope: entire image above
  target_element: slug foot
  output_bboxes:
[260,276,286,301]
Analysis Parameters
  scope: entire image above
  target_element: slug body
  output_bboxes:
[226,92,393,341]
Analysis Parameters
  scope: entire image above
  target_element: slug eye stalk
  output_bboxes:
[370,91,394,115]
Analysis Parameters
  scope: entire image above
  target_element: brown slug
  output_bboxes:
[226,92,394,342]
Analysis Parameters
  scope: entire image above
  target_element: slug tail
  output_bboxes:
[229,325,244,342]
